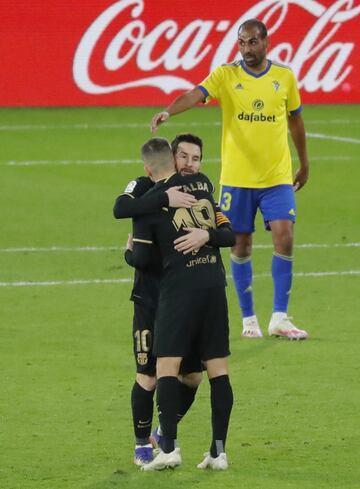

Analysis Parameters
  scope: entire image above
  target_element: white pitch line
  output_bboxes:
[1,155,356,166]
[0,278,132,287]
[3,158,144,166]
[0,243,359,253]
[1,270,359,287]
[0,246,122,253]
[307,132,360,144]
[0,121,222,131]
[306,119,360,124]
[0,119,360,132]
[254,270,360,278]
[254,242,360,250]
[291,156,354,161]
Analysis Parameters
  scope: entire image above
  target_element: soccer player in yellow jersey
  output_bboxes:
[151,19,309,340]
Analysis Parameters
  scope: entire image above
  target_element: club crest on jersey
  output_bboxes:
[124,180,137,193]
[137,353,148,365]
[272,80,280,92]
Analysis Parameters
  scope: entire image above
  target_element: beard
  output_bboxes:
[179,167,194,176]
[243,52,265,67]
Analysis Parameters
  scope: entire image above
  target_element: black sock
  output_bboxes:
[177,381,198,423]
[131,382,155,445]
[156,376,179,453]
[209,375,233,458]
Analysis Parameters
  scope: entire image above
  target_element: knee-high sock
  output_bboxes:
[272,252,293,313]
[231,254,254,318]
[209,375,233,458]
[177,382,198,423]
[131,382,155,444]
[156,376,179,453]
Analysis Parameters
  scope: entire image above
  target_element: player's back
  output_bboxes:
[134,172,226,294]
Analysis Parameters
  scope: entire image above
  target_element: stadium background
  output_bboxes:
[1,1,359,488]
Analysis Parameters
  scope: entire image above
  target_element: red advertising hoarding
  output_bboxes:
[1,0,359,106]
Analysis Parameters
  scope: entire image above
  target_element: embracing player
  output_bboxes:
[114,133,234,467]
[130,137,234,471]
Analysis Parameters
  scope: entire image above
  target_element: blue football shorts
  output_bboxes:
[219,184,296,233]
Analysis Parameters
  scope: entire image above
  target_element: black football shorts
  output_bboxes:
[153,286,230,360]
[132,302,203,375]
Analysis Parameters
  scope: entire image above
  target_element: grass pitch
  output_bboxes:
[1,105,360,489]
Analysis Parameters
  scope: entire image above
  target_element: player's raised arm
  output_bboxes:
[113,181,193,219]
[151,87,206,133]
[113,191,168,219]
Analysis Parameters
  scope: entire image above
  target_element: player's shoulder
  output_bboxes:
[271,59,291,69]
[270,60,295,75]
[207,60,241,78]
[123,176,154,197]
[217,60,242,77]
[197,172,215,193]
[221,59,242,68]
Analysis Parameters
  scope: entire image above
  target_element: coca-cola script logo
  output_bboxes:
[73,0,360,95]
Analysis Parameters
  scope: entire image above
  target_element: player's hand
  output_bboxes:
[293,166,309,192]
[166,186,197,208]
[126,233,133,251]
[151,111,170,133]
[174,227,210,254]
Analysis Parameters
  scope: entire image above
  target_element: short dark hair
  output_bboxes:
[141,137,172,161]
[171,133,203,161]
[238,19,268,39]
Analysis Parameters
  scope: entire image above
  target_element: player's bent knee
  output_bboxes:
[232,233,252,257]
[274,235,293,256]
[204,357,229,379]
[156,357,182,378]
[136,373,157,391]
[179,371,203,388]
[271,221,294,254]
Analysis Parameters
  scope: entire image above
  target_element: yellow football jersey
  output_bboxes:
[199,60,301,188]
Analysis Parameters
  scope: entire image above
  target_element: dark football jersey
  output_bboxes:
[125,248,161,309]
[131,172,227,294]
[115,176,161,309]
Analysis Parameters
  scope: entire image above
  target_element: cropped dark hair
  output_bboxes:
[171,133,203,161]
[238,19,268,39]
[141,137,172,160]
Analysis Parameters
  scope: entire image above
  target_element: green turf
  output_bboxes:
[1,105,359,489]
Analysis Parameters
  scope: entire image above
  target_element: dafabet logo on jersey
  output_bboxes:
[238,99,276,123]
[238,112,276,123]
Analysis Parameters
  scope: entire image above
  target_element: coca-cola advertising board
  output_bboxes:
[1,0,360,106]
